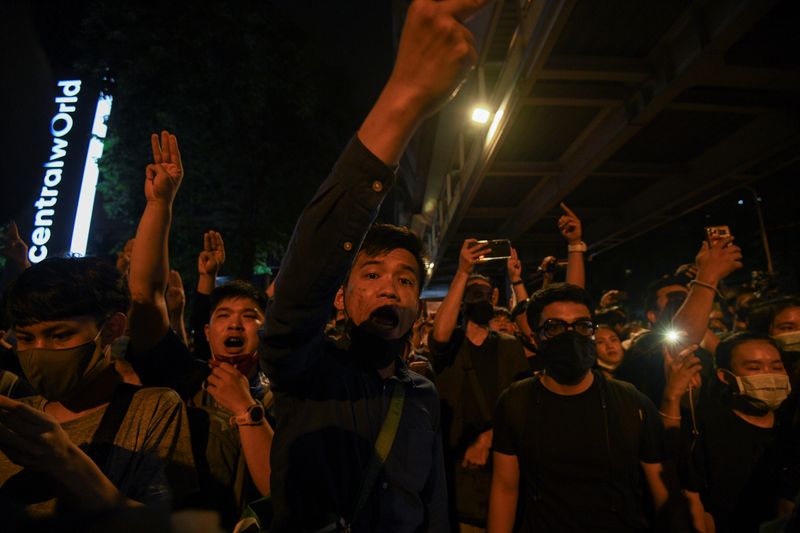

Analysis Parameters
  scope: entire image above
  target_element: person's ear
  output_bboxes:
[717,368,730,385]
[334,286,345,311]
[102,312,127,345]
[204,324,211,342]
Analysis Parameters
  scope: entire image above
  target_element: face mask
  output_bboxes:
[17,329,110,402]
[773,331,800,352]
[596,358,619,372]
[464,301,494,326]
[210,351,258,376]
[539,331,596,385]
[349,321,408,370]
[723,370,791,414]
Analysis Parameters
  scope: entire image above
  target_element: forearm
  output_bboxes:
[239,422,274,496]
[488,480,518,533]
[129,201,172,303]
[55,445,140,512]
[684,491,708,533]
[197,273,216,295]
[358,82,425,166]
[566,250,585,288]
[670,285,715,345]
[510,278,528,303]
[169,310,188,347]
[432,270,469,343]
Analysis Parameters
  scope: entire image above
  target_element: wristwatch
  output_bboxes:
[567,241,587,253]
[230,403,265,427]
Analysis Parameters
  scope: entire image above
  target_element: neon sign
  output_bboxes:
[28,80,113,263]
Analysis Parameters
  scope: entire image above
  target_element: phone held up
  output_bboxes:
[474,239,512,263]
[705,225,732,246]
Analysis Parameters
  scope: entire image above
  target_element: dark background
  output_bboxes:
[1,1,797,312]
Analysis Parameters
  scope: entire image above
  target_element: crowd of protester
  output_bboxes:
[1,1,798,531]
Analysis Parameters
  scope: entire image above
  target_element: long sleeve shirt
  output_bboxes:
[262,136,449,532]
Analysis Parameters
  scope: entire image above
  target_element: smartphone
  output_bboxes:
[705,225,731,245]
[475,239,512,262]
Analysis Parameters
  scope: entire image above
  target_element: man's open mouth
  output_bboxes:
[368,306,400,330]
[223,336,245,352]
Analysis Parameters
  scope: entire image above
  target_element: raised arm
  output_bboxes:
[431,239,489,345]
[197,230,225,295]
[507,247,528,306]
[165,269,188,346]
[128,131,183,355]
[671,238,742,346]
[558,202,585,288]
[263,0,485,383]
[358,0,481,165]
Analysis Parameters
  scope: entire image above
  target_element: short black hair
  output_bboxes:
[467,274,492,287]
[527,283,593,329]
[4,256,130,327]
[715,331,780,371]
[209,280,267,315]
[644,275,688,313]
[356,223,427,289]
[747,296,800,334]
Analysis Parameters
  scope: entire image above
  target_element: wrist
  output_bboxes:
[567,241,587,253]
[694,270,720,286]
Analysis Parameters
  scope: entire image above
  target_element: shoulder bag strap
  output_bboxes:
[86,383,139,470]
[461,348,493,424]
[349,381,406,527]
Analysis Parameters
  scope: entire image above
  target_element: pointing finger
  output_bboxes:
[559,202,576,217]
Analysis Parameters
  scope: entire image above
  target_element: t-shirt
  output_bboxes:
[0,387,197,518]
[681,392,795,533]
[493,373,664,532]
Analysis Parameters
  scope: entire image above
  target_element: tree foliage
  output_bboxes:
[75,0,352,285]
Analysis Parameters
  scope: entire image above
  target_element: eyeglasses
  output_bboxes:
[537,318,595,338]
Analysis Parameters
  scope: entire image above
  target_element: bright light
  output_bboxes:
[665,330,682,344]
[737,199,744,205]
[471,107,491,124]
[70,94,112,257]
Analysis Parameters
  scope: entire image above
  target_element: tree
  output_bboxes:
[75,0,353,285]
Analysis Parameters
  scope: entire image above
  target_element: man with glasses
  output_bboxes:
[488,283,681,532]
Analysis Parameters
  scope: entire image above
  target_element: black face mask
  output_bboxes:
[539,331,596,385]
[464,301,494,326]
[349,321,408,370]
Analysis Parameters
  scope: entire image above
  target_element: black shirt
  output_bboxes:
[681,390,797,533]
[493,373,664,532]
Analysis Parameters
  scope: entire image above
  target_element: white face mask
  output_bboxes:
[726,371,791,411]
[596,359,619,371]
[773,330,800,352]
